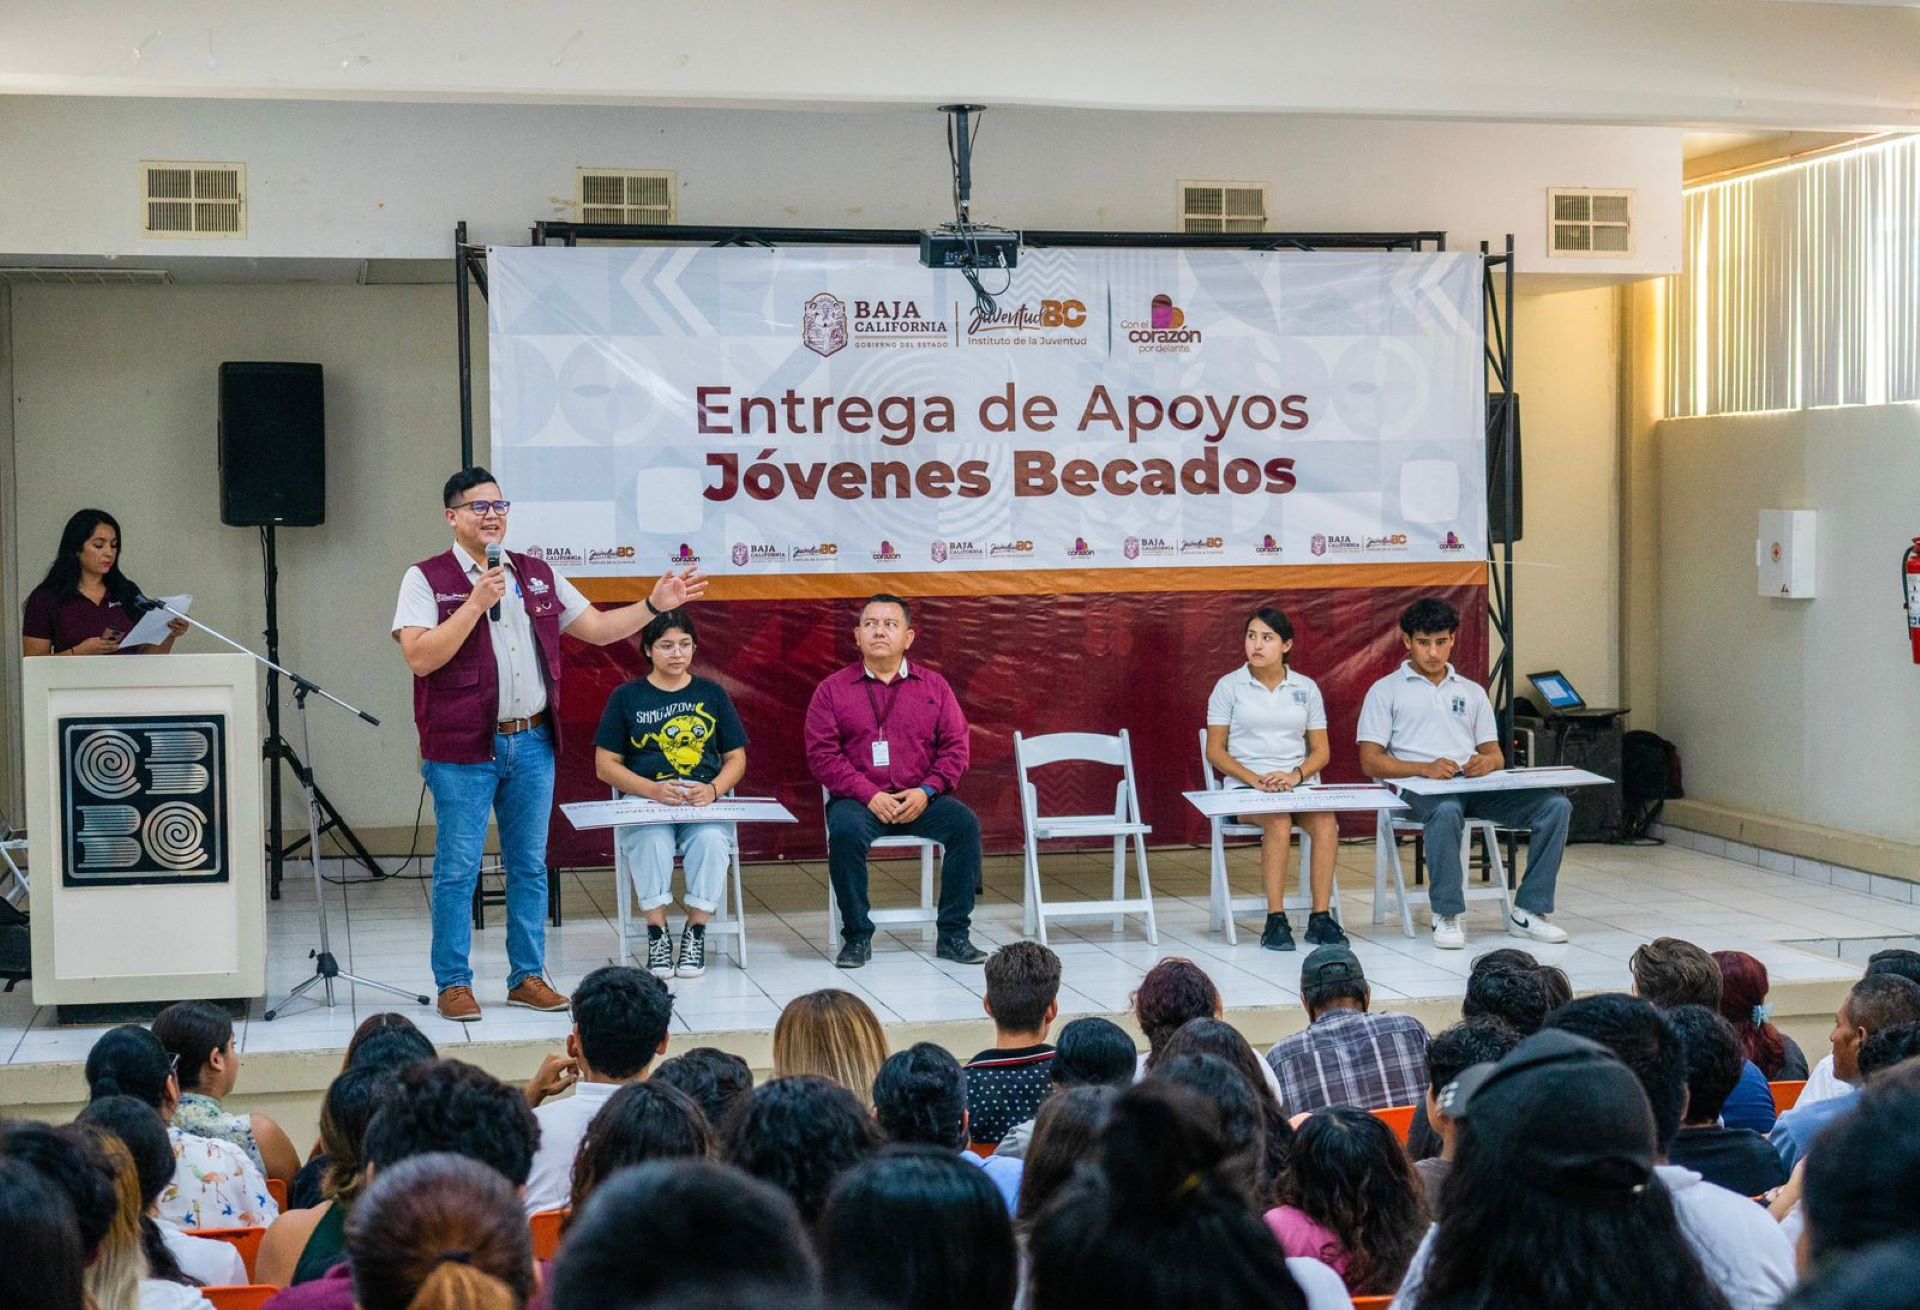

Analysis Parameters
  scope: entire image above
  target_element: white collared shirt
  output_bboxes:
[1355,660,1497,765]
[522,1078,625,1215]
[393,549,590,721]
[1206,665,1327,781]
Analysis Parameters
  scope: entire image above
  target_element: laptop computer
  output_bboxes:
[1525,670,1627,721]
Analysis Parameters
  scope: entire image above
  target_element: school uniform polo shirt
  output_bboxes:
[1354,661,1498,765]
[1206,665,1328,780]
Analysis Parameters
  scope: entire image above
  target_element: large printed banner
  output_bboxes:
[488,246,1486,579]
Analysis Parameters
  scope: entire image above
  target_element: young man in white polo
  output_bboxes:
[1355,597,1572,951]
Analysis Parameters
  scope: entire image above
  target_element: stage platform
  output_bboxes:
[1,835,1905,1134]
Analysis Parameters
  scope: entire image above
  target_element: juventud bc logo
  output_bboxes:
[802,292,849,358]
[965,299,1089,346]
[1121,294,1203,354]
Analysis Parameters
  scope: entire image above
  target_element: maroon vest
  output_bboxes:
[411,549,566,765]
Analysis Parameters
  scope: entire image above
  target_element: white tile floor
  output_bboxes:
[2,836,1907,1066]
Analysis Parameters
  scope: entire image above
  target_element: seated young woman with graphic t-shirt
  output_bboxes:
[595,609,748,979]
[1203,606,1344,954]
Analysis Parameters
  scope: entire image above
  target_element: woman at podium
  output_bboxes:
[21,509,186,656]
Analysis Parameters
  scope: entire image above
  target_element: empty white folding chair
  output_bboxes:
[1195,729,1341,944]
[610,790,751,968]
[820,786,941,949]
[1015,729,1156,946]
[1373,809,1513,939]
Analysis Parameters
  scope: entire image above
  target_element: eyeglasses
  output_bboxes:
[453,500,512,517]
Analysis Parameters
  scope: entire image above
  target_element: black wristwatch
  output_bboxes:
[641,597,658,617]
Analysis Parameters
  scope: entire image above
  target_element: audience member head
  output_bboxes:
[1151,1052,1269,1205]
[1712,950,1791,1077]
[723,1074,879,1225]
[1536,963,1574,1013]
[77,1095,191,1284]
[1050,1016,1138,1089]
[1665,1003,1745,1128]
[1,1120,118,1267]
[1868,949,1920,987]
[1462,961,1551,1035]
[553,1159,818,1309]
[1469,948,1569,1015]
[1134,958,1223,1065]
[319,1065,396,1207]
[650,1047,755,1137]
[1299,945,1371,1023]
[1017,1085,1118,1228]
[872,1042,968,1150]
[983,941,1062,1038]
[83,1024,178,1113]
[1802,1076,1920,1269]
[1158,1016,1295,1189]
[347,1152,534,1310]
[361,1059,539,1186]
[1545,993,1687,1155]
[822,1145,1017,1310]
[0,1157,86,1310]
[1861,1022,1920,1081]
[79,1129,150,1307]
[1027,1081,1310,1310]
[1425,1019,1523,1148]
[1282,1106,1427,1295]
[151,999,239,1098]
[568,1080,713,1218]
[1831,974,1920,1085]
[1415,1029,1725,1310]
[345,1013,437,1073]
[1787,1238,1920,1310]
[772,989,890,1109]
[1630,937,1724,1010]
[570,965,674,1080]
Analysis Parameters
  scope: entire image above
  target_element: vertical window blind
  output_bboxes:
[1667,134,1920,418]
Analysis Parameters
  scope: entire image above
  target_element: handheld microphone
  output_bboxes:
[131,594,164,613]
[485,544,502,622]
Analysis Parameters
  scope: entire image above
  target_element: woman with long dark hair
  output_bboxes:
[822,1145,1017,1310]
[256,1066,396,1287]
[1205,606,1342,952]
[1713,950,1808,1080]
[1269,1106,1426,1295]
[22,509,185,656]
[567,1080,714,1222]
[0,1156,88,1310]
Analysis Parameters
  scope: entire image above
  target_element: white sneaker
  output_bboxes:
[1431,914,1466,950]
[1507,909,1569,944]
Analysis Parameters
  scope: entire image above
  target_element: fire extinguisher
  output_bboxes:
[1906,537,1920,665]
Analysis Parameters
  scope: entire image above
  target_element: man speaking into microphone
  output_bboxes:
[392,466,706,1022]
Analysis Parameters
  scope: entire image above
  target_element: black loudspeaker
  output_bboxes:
[1487,392,1523,545]
[219,362,325,527]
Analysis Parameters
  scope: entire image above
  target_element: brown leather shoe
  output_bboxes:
[506,976,570,1012]
[436,985,481,1023]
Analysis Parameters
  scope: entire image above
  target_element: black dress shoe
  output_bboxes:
[835,936,872,968]
[936,935,988,965]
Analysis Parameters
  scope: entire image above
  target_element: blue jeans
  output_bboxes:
[1401,788,1573,917]
[422,727,554,991]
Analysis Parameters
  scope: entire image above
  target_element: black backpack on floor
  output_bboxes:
[1621,730,1683,841]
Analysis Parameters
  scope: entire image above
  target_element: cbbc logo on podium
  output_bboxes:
[58,716,229,887]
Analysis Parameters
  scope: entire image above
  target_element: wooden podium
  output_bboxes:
[22,654,264,1010]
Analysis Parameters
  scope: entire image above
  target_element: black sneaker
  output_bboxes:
[1259,912,1296,952]
[936,934,988,965]
[645,925,674,978]
[1303,911,1349,947]
[676,925,707,978]
[835,935,872,969]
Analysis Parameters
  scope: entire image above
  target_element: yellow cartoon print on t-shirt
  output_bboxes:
[635,703,718,777]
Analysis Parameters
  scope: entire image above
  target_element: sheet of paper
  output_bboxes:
[1182,784,1409,817]
[1393,767,1611,795]
[117,595,191,650]
[560,795,799,830]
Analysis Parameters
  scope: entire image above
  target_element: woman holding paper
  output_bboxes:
[1205,606,1344,953]
[594,608,748,979]
[21,509,186,657]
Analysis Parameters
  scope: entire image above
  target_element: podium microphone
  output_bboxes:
[485,543,502,622]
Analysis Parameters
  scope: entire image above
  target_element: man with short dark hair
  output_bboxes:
[1800,949,1920,1106]
[872,1042,1022,1211]
[1416,1018,1522,1212]
[520,965,675,1213]
[1666,1003,1788,1197]
[1355,596,1573,951]
[964,942,1063,1147]
[1461,959,1552,1035]
[393,466,706,1022]
[651,1047,755,1134]
[993,1015,1140,1160]
[804,594,984,968]
[1265,945,1430,1113]
[1632,937,1775,1134]
[360,1058,541,1184]
[1774,973,1920,1172]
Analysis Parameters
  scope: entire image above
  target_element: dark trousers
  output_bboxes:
[826,794,981,941]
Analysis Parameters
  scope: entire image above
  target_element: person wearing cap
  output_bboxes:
[1355,596,1573,952]
[1391,1029,1735,1310]
[1266,946,1430,1115]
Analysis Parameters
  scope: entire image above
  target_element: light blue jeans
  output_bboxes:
[617,821,731,913]
[422,726,554,991]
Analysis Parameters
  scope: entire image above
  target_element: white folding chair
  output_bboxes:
[1015,730,1156,946]
[0,803,27,908]
[610,790,750,968]
[1196,729,1341,944]
[1373,808,1513,939]
[820,786,940,948]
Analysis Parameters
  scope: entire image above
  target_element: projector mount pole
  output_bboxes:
[940,104,984,224]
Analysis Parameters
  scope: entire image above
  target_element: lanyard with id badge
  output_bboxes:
[865,676,905,774]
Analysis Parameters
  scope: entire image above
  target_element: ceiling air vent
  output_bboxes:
[141,162,246,239]
[1548,188,1634,257]
[1180,180,1268,234]
[576,168,677,225]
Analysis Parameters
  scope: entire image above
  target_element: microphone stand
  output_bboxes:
[134,598,431,1019]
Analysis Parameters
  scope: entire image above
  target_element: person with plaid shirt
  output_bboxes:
[1266,945,1431,1114]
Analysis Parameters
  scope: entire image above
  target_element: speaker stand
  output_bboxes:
[261,524,384,898]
